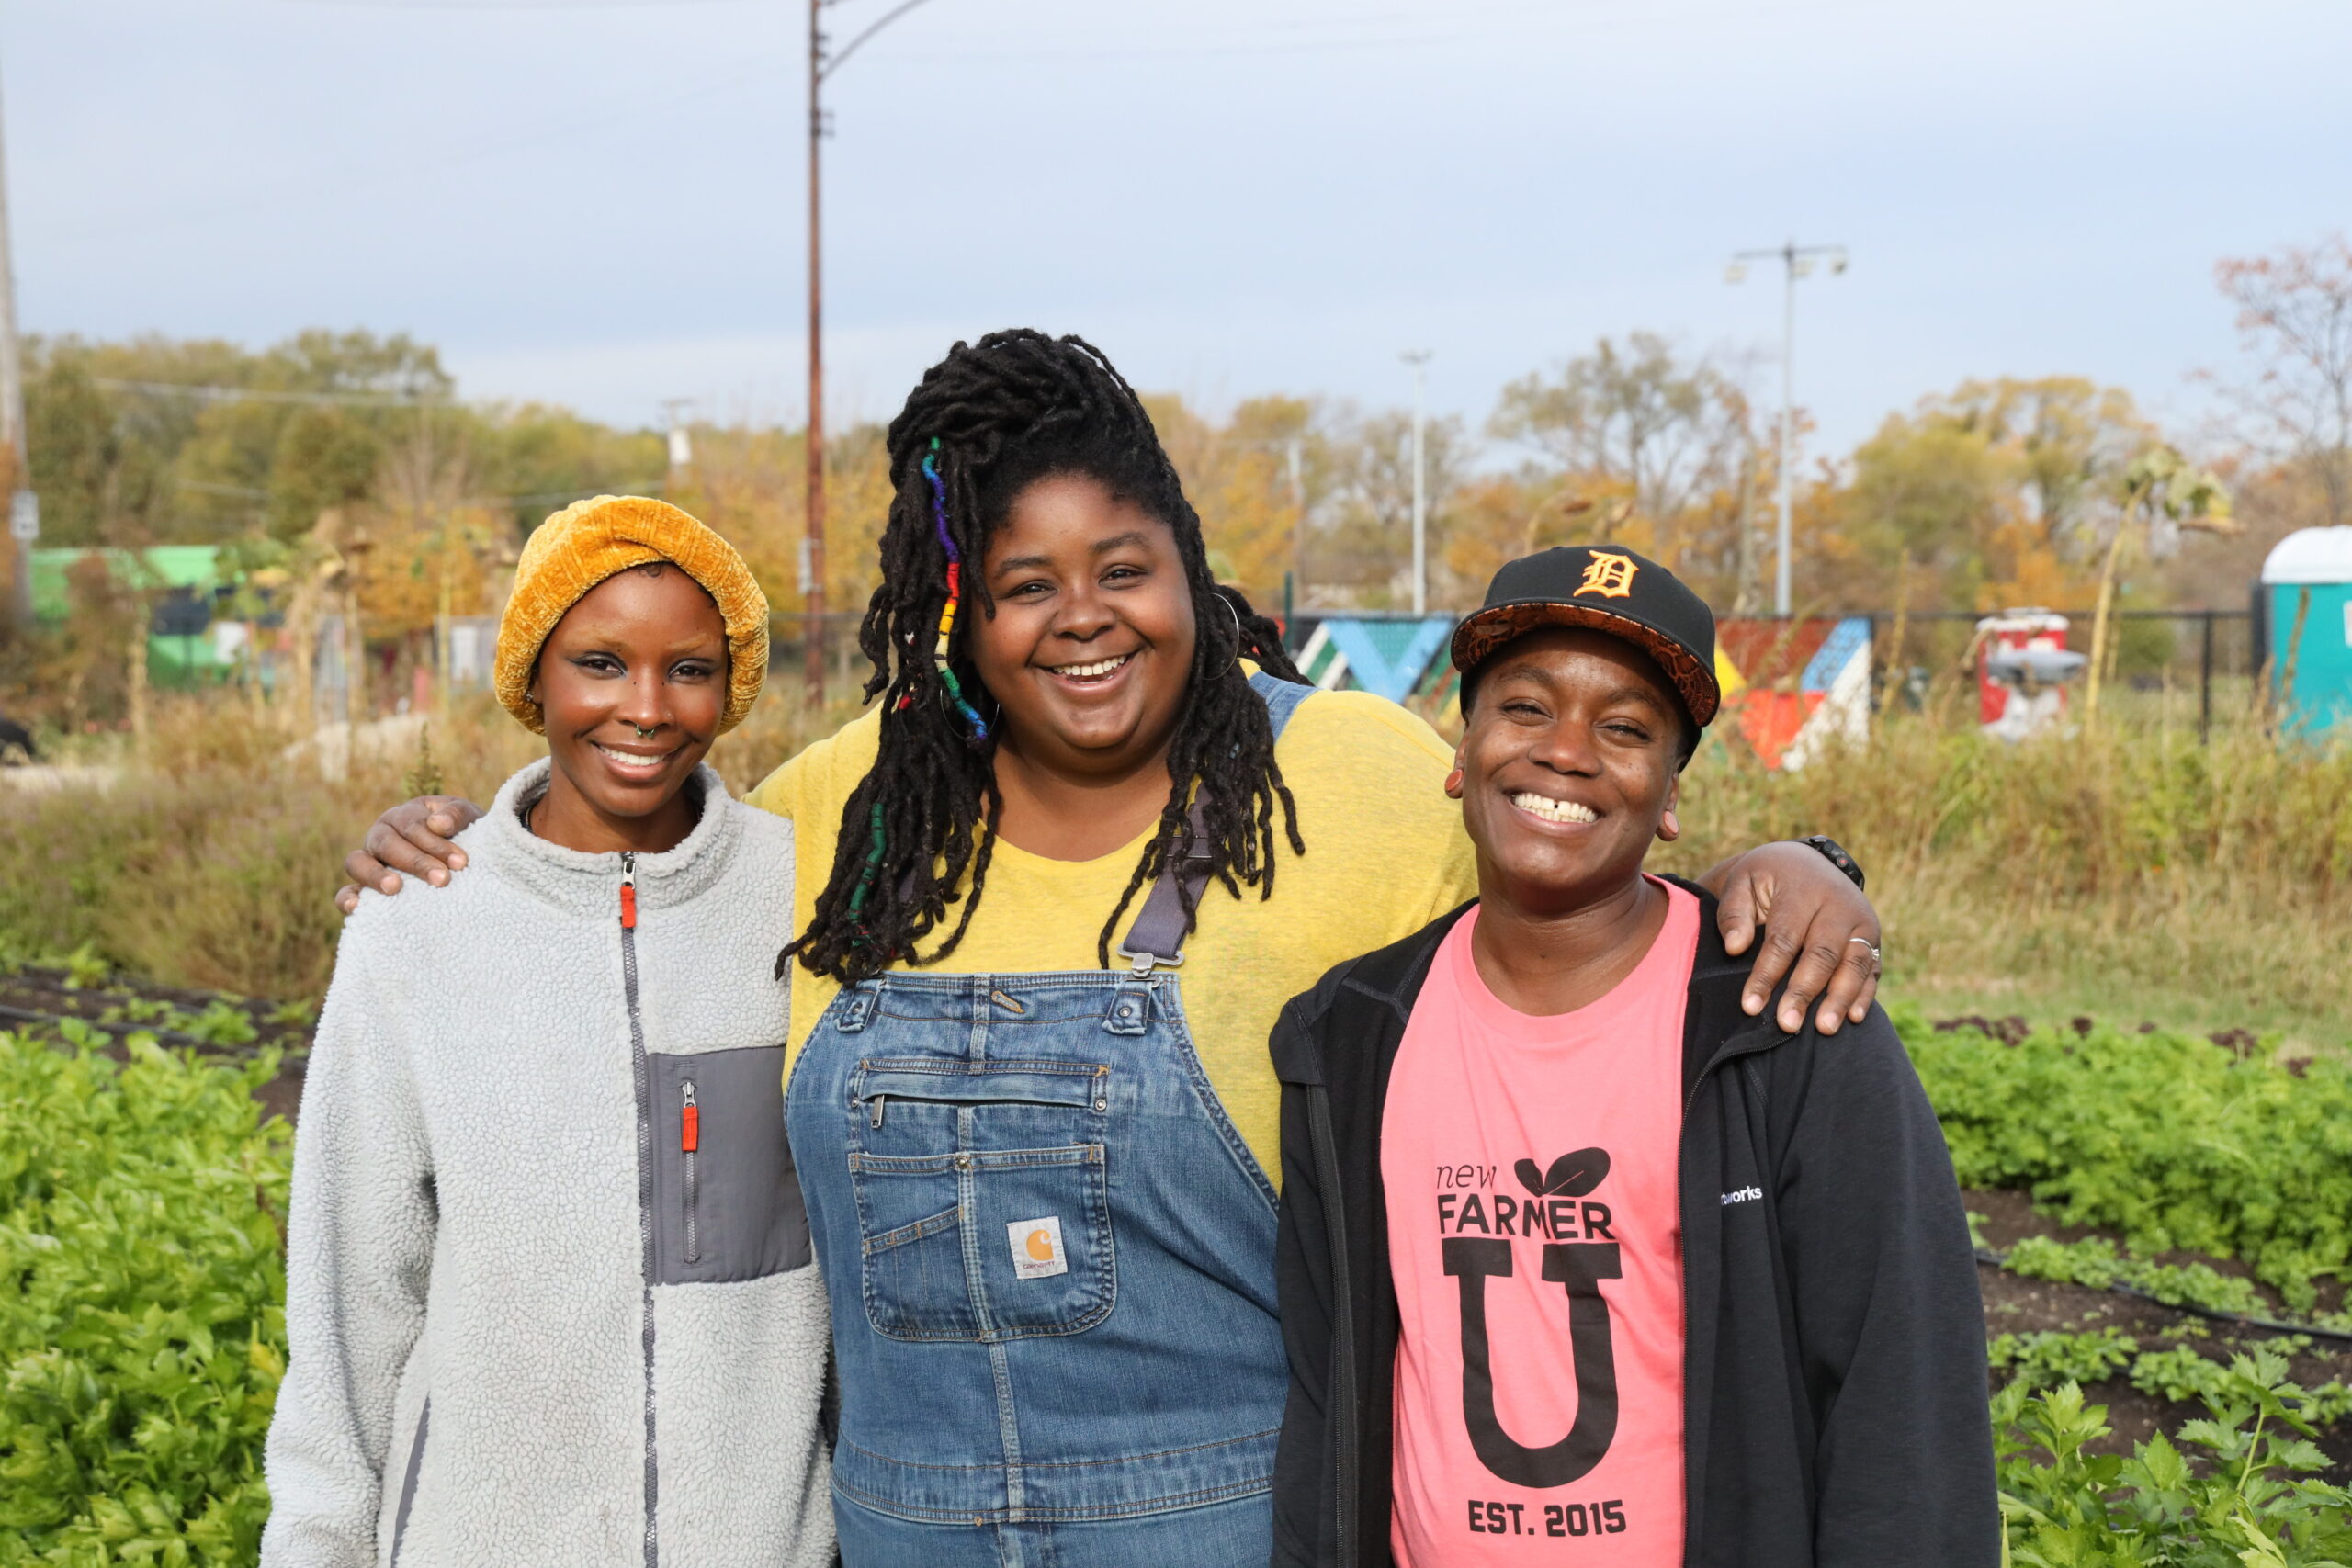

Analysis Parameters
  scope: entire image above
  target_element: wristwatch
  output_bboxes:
[1800,834,1865,891]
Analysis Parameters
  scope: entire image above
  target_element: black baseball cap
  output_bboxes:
[1451,545,1720,728]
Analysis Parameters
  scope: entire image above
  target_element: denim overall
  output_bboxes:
[788,674,1314,1568]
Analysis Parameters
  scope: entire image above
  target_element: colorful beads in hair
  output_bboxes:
[922,438,992,748]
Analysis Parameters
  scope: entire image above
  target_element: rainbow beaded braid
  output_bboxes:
[848,440,989,946]
[923,438,991,747]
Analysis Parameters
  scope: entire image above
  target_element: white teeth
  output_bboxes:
[1053,653,1133,679]
[594,742,672,769]
[1510,792,1598,825]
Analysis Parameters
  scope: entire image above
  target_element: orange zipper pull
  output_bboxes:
[620,852,638,930]
[681,1080,699,1152]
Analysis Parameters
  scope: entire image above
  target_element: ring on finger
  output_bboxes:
[1847,935,1882,966]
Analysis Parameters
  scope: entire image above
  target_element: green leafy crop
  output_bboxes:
[1997,1348,2352,1564]
[0,1023,289,1563]
[1989,1328,2140,1389]
[1903,1008,2352,1311]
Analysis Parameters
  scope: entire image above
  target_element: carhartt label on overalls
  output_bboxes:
[1008,1216,1068,1279]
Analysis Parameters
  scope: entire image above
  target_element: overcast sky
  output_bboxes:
[7,0,2347,459]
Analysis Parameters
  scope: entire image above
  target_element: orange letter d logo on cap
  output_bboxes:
[1575,553,1639,600]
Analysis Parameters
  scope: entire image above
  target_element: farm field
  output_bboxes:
[4,959,2348,1559]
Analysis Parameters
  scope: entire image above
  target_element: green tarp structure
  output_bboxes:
[28,546,240,685]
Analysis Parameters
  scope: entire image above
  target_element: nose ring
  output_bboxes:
[633,723,657,739]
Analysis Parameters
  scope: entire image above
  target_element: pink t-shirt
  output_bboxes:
[1384,882,1697,1567]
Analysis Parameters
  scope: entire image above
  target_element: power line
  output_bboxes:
[866,0,1887,65]
[96,378,447,408]
[51,51,792,246]
[267,0,758,10]
[51,1,1885,247]
[173,474,667,505]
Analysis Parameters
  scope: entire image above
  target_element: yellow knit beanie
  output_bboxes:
[494,495,769,735]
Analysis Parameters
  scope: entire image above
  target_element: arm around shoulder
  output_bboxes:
[1773,1007,2001,1567]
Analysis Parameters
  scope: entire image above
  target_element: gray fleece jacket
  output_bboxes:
[262,760,832,1568]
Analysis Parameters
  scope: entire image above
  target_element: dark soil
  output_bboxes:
[1969,1188,2352,1481]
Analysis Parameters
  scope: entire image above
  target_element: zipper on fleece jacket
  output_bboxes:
[619,851,660,1568]
[681,1080,701,1265]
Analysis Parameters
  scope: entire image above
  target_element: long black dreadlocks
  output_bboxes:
[781,330,1308,986]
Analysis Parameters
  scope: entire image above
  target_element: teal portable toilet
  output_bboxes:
[2258,526,2352,739]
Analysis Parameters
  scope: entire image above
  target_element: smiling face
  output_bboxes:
[527,563,729,852]
[1452,626,1686,914]
[968,472,1198,779]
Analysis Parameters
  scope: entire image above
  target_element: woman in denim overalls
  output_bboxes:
[792,673,1312,1566]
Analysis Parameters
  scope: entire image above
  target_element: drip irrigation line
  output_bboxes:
[0,1001,246,1055]
[0,967,309,1059]
[1975,1247,2352,1347]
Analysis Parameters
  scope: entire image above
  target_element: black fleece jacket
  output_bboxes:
[1269,886,1998,1568]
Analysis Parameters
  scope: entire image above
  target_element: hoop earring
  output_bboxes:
[935,671,1000,732]
[1217,593,1244,673]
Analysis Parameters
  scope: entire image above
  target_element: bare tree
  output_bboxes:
[1489,333,1749,527]
[2214,235,2352,527]
[1316,404,1472,607]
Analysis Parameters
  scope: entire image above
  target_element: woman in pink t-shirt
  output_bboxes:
[1271,547,1998,1568]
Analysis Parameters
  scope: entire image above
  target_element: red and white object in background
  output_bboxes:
[1976,610,2070,727]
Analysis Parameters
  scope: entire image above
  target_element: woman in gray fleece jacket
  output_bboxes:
[262,498,832,1568]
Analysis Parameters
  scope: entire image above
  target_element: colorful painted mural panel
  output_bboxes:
[1713,616,1871,770]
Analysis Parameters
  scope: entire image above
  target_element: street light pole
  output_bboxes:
[1401,350,1431,616]
[804,0,946,707]
[1727,240,1847,615]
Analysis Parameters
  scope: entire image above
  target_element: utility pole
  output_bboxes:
[804,0,828,706]
[1727,241,1847,615]
[805,0,947,707]
[1401,350,1431,616]
[0,60,31,627]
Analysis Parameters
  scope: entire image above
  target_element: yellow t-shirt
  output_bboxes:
[746,682,1478,1179]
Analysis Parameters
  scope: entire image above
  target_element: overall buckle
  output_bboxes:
[1114,945,1183,977]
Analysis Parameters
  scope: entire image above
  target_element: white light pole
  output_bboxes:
[1401,349,1431,615]
[1727,241,1847,615]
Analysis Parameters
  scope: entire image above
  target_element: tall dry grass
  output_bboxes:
[1653,703,2352,1043]
[4,683,2346,1038]
[0,688,854,1003]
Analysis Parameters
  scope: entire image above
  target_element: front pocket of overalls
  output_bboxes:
[850,1060,1114,1342]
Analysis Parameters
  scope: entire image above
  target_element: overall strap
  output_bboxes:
[1115,672,1317,975]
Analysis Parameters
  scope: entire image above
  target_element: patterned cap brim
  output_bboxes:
[1452,602,1720,727]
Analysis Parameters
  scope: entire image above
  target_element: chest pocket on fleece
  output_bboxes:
[847,1056,1114,1343]
[650,1043,811,1284]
